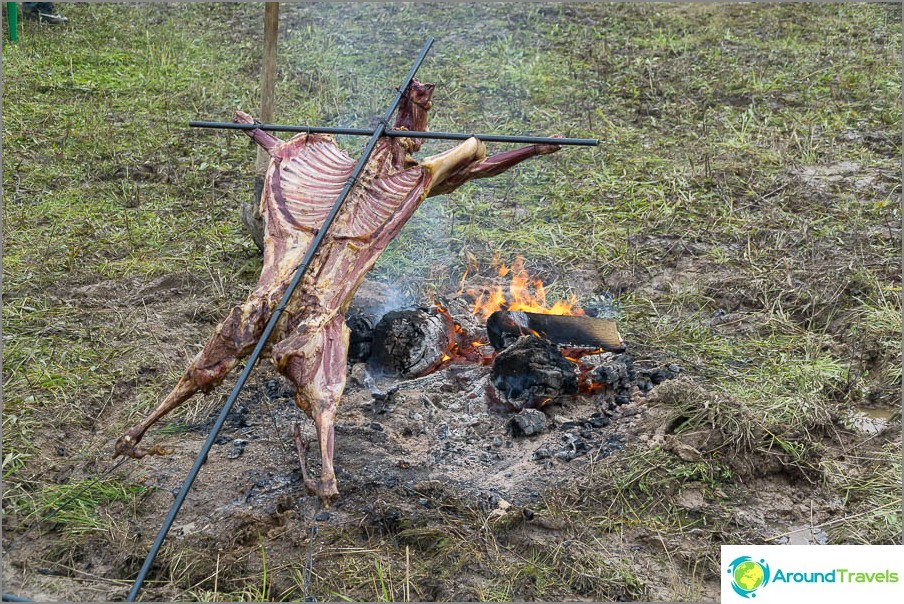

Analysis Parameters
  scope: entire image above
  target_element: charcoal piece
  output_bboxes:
[590,355,632,388]
[491,335,579,409]
[227,439,247,459]
[555,434,588,461]
[510,408,548,437]
[532,446,553,460]
[587,413,610,428]
[370,307,454,378]
[345,279,410,362]
[346,310,375,362]
[587,353,638,407]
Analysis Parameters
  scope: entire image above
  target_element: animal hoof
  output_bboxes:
[303,479,319,496]
[317,480,339,507]
[113,436,139,459]
[113,436,171,459]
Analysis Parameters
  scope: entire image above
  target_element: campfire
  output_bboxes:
[348,258,675,414]
[462,256,584,320]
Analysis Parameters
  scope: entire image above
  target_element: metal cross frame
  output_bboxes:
[126,38,597,601]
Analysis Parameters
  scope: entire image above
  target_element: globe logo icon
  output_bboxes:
[727,556,770,598]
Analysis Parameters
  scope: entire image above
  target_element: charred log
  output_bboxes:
[487,309,625,352]
[346,311,375,362]
[491,335,578,410]
[370,307,454,378]
[345,280,410,362]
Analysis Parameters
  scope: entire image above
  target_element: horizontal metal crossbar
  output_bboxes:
[188,120,598,146]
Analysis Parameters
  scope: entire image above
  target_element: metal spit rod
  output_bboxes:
[125,37,436,602]
[189,120,598,146]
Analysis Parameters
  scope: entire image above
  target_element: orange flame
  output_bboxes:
[464,256,583,320]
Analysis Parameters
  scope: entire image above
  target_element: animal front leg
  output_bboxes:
[425,137,562,197]
[113,292,274,459]
[274,314,350,505]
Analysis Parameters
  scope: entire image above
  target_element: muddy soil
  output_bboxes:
[4,275,895,602]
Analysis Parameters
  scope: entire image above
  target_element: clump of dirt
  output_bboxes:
[645,377,835,482]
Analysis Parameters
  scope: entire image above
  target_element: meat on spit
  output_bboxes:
[113,79,562,504]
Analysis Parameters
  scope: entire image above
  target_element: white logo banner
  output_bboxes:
[721,545,904,602]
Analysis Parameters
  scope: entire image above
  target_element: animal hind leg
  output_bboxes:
[274,314,349,505]
[114,292,274,459]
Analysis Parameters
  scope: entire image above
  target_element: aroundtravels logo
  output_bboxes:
[727,556,771,598]
[722,545,903,603]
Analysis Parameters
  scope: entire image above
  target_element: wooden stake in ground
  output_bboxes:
[242,1,279,250]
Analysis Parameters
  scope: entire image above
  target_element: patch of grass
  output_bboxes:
[826,442,903,544]
[12,477,148,544]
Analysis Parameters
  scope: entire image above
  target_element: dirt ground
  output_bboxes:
[2,274,898,602]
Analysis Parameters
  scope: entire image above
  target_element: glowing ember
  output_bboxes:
[464,256,583,320]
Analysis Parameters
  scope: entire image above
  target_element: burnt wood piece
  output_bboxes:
[370,307,454,378]
[491,335,578,410]
[345,280,409,362]
[346,311,375,362]
[588,354,635,406]
[487,310,625,352]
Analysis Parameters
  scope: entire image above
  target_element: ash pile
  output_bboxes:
[335,280,682,488]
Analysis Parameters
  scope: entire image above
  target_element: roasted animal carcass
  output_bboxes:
[114,79,561,504]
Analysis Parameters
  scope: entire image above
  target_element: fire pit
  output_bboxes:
[348,257,679,417]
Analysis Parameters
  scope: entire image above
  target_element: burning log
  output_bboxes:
[491,335,579,410]
[486,309,625,352]
[370,307,455,378]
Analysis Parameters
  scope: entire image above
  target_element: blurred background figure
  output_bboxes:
[22,2,67,24]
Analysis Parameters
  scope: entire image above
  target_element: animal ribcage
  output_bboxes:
[273,139,425,240]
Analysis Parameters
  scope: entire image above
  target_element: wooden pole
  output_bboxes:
[256,2,279,176]
[243,2,279,250]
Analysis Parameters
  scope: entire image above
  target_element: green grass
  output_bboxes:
[11,477,148,543]
[2,2,901,600]
[825,442,903,544]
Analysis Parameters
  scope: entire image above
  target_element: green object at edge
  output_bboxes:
[7,2,18,42]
